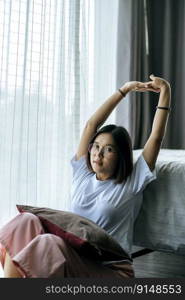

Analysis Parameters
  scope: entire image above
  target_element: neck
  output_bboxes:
[95,172,111,181]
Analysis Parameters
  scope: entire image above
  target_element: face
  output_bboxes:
[90,133,119,180]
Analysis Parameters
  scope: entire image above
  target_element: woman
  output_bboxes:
[0,75,171,278]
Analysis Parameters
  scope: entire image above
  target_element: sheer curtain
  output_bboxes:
[0,0,119,226]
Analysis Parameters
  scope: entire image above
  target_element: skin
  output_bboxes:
[76,75,171,172]
[4,252,22,278]
[3,75,171,277]
[90,133,118,180]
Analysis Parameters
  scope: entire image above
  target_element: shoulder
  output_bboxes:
[71,154,93,181]
[126,154,156,194]
[134,154,156,179]
[71,154,87,169]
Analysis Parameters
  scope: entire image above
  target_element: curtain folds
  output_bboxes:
[115,0,132,130]
[2,0,184,228]
[116,0,185,150]
[115,0,153,145]
[0,0,83,225]
[116,0,156,148]
[0,0,119,226]
[0,0,93,225]
[147,0,185,149]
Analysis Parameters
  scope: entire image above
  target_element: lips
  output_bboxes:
[93,160,102,165]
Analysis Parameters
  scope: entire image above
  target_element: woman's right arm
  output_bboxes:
[76,81,148,160]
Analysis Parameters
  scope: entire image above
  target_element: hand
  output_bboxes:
[121,81,149,94]
[144,74,170,92]
[120,78,160,95]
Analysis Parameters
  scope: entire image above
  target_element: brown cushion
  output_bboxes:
[16,205,131,262]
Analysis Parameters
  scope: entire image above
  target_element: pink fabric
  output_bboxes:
[0,212,44,277]
[16,205,130,262]
[0,213,134,278]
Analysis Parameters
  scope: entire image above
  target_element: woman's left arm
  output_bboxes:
[142,75,171,171]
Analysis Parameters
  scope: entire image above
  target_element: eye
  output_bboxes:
[94,144,99,150]
[106,146,114,153]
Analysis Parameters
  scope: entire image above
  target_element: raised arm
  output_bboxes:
[142,75,171,170]
[76,81,148,160]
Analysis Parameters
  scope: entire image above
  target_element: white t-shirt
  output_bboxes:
[70,154,156,257]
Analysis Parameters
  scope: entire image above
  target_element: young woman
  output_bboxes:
[0,75,171,278]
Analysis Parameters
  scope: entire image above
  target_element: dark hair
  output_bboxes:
[86,124,133,183]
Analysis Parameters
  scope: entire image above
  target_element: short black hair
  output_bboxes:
[86,124,133,183]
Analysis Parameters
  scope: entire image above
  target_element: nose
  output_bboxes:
[96,148,104,157]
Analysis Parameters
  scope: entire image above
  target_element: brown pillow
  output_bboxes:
[16,205,131,262]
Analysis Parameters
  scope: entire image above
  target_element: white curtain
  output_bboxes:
[0,0,119,227]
